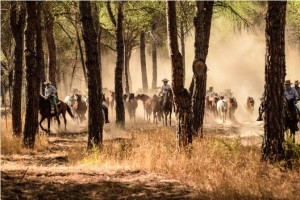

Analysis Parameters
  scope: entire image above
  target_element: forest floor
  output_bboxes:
[2,121,198,200]
[2,116,300,199]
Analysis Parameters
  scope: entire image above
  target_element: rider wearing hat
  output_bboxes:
[284,80,298,102]
[157,78,172,96]
[293,80,300,98]
[44,80,59,116]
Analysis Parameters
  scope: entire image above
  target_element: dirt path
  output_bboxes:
[1,125,199,200]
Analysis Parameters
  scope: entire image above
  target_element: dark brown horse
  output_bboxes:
[125,93,138,123]
[227,97,238,121]
[136,94,151,120]
[39,95,74,133]
[73,94,87,124]
[161,90,173,126]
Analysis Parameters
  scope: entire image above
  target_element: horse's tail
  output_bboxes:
[66,104,74,118]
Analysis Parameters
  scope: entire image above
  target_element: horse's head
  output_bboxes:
[129,93,135,101]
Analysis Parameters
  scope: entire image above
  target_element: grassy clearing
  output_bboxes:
[69,126,300,199]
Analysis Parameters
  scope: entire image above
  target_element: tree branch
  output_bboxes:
[106,1,116,27]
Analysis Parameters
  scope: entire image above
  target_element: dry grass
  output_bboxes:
[1,118,49,155]
[69,125,300,199]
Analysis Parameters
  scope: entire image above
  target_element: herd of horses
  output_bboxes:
[39,89,299,142]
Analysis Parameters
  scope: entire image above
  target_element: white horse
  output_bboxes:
[217,98,228,124]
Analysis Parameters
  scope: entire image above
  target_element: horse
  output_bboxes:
[152,95,162,124]
[284,98,299,143]
[244,96,255,115]
[206,95,219,118]
[161,90,173,126]
[144,98,153,122]
[126,93,138,123]
[217,98,228,124]
[227,97,238,121]
[73,94,87,124]
[64,94,76,108]
[136,94,151,120]
[39,95,74,133]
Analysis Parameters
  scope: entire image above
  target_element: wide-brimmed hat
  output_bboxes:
[295,80,299,85]
[284,80,292,85]
[162,78,169,82]
[72,88,79,93]
[44,80,51,85]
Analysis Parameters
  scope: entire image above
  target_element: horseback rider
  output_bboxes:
[293,80,300,98]
[157,78,172,97]
[284,80,298,102]
[257,80,299,121]
[206,86,215,96]
[44,80,59,116]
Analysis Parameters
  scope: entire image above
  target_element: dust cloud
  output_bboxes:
[58,16,299,123]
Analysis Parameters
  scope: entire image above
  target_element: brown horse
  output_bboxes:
[206,95,219,117]
[73,94,87,124]
[145,98,153,122]
[136,94,151,120]
[227,97,238,121]
[39,95,74,133]
[244,96,255,115]
[125,93,138,123]
[152,95,162,124]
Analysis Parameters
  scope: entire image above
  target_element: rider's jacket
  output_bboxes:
[285,87,298,101]
[45,85,57,98]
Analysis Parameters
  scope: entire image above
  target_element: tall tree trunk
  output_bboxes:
[80,1,104,148]
[115,2,125,127]
[261,1,287,162]
[75,14,88,88]
[23,2,39,148]
[36,2,44,93]
[167,1,192,148]
[44,3,57,87]
[191,1,213,136]
[151,23,157,90]
[140,32,148,93]
[124,40,132,94]
[180,21,185,84]
[10,2,26,136]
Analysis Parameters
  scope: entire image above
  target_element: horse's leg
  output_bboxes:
[56,116,61,130]
[39,116,47,132]
[47,117,51,133]
[63,112,67,131]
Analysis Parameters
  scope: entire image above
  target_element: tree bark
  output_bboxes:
[140,32,148,93]
[191,1,213,136]
[10,2,26,136]
[80,1,104,148]
[151,23,157,90]
[44,3,57,87]
[36,2,44,93]
[167,1,192,148]
[180,21,185,84]
[124,40,131,94]
[261,1,287,162]
[115,2,125,128]
[23,2,39,148]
